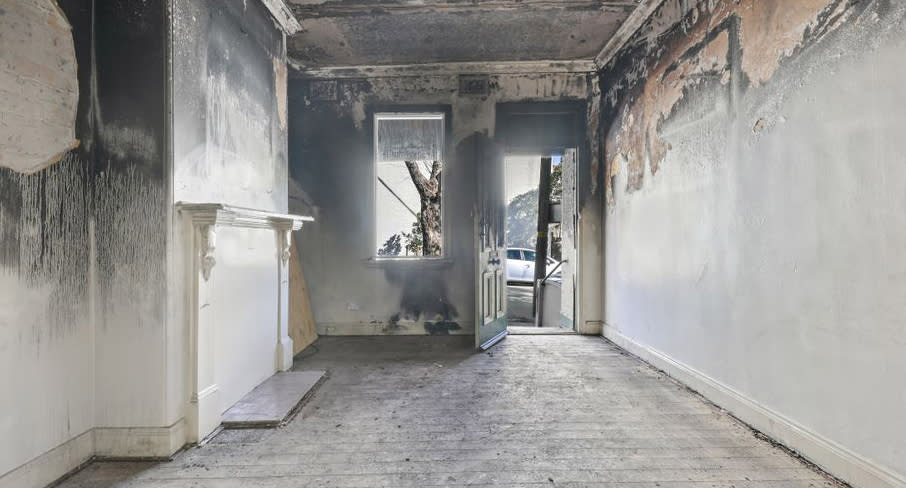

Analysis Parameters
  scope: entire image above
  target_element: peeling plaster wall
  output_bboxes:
[0,2,94,481]
[289,73,593,335]
[1,0,288,483]
[601,0,906,484]
[0,0,168,484]
[0,0,79,173]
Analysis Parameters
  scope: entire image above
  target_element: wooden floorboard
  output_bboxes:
[58,335,842,488]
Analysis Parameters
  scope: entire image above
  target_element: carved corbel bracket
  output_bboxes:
[177,203,313,280]
[276,228,293,265]
[199,224,217,281]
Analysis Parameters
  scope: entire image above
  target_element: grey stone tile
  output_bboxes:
[221,370,325,427]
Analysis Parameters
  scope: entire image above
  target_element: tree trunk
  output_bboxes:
[533,156,552,317]
[405,160,442,256]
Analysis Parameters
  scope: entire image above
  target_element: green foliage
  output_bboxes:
[506,163,563,256]
[378,234,402,256]
[401,215,424,256]
[379,214,432,257]
[506,189,538,249]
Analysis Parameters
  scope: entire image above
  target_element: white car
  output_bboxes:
[506,248,562,284]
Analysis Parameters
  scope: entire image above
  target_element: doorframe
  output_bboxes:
[495,101,595,333]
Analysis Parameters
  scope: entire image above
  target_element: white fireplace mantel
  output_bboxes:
[176,202,313,443]
[177,202,313,230]
[177,203,313,280]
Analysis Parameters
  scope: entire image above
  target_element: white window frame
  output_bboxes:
[373,112,446,260]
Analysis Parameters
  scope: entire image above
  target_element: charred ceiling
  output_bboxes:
[285,0,640,69]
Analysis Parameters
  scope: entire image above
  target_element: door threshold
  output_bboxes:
[507,326,576,335]
[479,329,508,351]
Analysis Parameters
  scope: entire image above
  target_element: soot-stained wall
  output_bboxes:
[0,0,168,482]
[289,74,593,335]
[0,1,94,478]
[92,0,168,431]
[173,0,289,212]
[600,0,906,485]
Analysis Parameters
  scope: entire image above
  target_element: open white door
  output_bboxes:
[560,148,577,329]
[475,136,507,350]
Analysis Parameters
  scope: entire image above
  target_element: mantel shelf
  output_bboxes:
[176,202,314,231]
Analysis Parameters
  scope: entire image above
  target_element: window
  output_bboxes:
[374,113,445,257]
[523,250,536,263]
[506,249,522,261]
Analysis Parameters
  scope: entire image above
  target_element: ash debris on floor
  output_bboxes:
[59,335,843,487]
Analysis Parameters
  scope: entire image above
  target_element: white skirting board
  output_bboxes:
[602,324,906,488]
[0,430,93,488]
[0,420,186,488]
[93,419,186,458]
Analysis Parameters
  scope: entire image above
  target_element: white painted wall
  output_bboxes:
[212,226,281,412]
[0,2,90,479]
[605,16,906,486]
[0,270,94,479]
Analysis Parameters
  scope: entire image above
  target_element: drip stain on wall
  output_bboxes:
[0,153,91,346]
[1,0,170,477]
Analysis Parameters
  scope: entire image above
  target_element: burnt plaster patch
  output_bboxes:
[602,0,856,201]
[0,0,80,173]
[274,57,289,130]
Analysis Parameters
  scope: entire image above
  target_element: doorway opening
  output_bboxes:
[504,153,576,332]
[473,101,585,348]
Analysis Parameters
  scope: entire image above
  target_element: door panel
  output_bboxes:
[476,136,507,350]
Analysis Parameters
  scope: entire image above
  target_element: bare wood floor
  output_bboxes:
[58,335,840,488]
